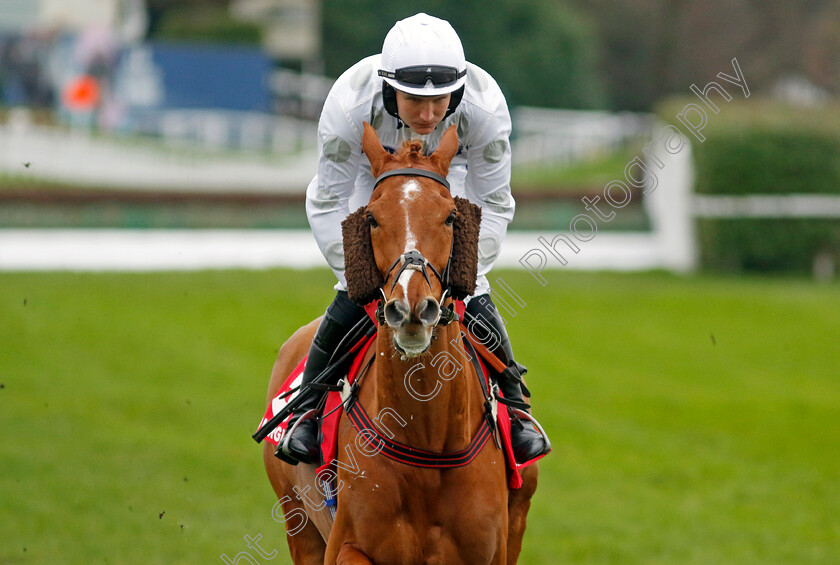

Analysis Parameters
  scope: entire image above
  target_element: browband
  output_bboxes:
[373,168,450,191]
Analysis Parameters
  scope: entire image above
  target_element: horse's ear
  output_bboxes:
[430,125,459,177]
[361,122,390,178]
[342,206,384,305]
[449,196,482,299]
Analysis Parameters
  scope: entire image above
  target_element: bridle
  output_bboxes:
[372,167,451,191]
[384,249,445,294]
[372,167,459,326]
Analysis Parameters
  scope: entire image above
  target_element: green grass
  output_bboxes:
[0,172,92,192]
[511,149,637,192]
[1,269,838,564]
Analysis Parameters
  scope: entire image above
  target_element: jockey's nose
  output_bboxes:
[419,101,435,122]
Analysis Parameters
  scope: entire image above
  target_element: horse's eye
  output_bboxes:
[366,211,379,228]
[445,210,457,227]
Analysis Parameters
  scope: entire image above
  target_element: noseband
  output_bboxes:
[385,249,445,292]
[373,167,459,326]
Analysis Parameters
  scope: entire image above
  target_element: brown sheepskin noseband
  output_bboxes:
[450,196,481,300]
[342,206,384,305]
[341,196,482,305]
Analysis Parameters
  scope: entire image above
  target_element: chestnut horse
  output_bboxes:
[261,123,538,564]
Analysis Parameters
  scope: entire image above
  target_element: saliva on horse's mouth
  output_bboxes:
[392,332,437,359]
[392,340,430,359]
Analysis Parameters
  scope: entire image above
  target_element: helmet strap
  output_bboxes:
[382,82,400,119]
[445,85,465,118]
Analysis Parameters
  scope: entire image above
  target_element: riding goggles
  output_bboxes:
[378,65,467,88]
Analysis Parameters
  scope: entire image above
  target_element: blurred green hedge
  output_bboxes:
[659,99,840,273]
[150,6,262,45]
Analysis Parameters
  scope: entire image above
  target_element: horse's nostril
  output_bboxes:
[384,300,410,328]
[417,298,441,327]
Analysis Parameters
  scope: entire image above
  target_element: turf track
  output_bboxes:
[1,269,838,564]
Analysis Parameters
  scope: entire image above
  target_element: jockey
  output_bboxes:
[280,12,550,466]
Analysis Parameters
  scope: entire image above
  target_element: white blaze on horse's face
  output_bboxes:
[400,179,420,253]
[381,178,443,358]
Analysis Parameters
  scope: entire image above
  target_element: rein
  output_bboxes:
[343,324,498,468]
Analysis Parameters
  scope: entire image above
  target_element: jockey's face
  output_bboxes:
[395,90,451,135]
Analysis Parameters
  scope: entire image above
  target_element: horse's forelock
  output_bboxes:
[393,140,427,165]
[406,140,424,157]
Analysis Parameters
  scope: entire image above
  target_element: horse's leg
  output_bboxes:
[335,544,373,564]
[279,500,326,563]
[278,503,326,563]
[506,463,539,564]
[263,444,326,564]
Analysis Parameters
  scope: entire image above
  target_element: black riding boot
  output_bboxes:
[277,291,367,465]
[465,294,550,463]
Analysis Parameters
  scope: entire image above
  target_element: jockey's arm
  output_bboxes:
[464,92,516,296]
[305,87,366,289]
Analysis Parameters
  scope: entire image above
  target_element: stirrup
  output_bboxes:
[276,409,320,465]
[510,408,551,454]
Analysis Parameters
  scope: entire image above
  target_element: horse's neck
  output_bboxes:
[367,325,483,453]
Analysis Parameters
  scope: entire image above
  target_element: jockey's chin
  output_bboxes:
[409,122,437,135]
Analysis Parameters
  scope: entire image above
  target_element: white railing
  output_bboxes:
[0,111,317,192]
[511,107,654,168]
[692,194,840,218]
[5,106,837,275]
[129,108,316,153]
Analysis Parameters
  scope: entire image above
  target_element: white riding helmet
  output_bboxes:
[378,13,467,97]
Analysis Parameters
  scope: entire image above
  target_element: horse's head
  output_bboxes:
[342,122,481,357]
